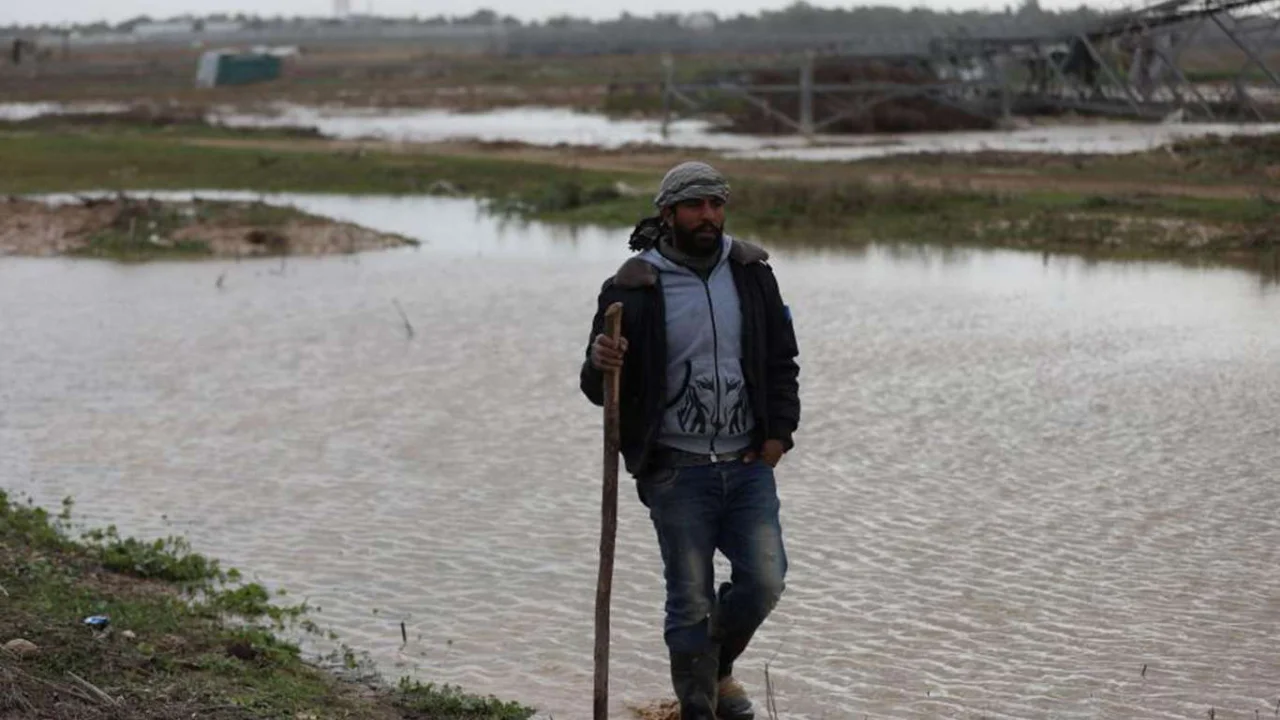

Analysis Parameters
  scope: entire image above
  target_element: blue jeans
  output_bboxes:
[639,459,788,656]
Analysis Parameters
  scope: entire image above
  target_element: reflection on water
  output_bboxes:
[211,104,771,151]
[788,238,1280,290]
[3,194,1280,719]
[0,101,131,122]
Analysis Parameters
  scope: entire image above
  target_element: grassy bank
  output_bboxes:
[854,132,1280,188]
[0,491,535,719]
[2,128,1277,267]
[0,131,643,202]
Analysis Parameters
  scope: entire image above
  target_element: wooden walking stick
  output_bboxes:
[594,301,624,720]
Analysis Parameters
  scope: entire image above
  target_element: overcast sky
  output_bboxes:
[5,0,1098,27]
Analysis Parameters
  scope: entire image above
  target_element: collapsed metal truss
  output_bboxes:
[658,0,1280,136]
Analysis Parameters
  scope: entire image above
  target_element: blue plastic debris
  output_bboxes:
[83,616,110,630]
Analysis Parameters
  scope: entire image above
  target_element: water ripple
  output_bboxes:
[3,198,1280,719]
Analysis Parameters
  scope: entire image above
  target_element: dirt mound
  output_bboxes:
[0,195,416,260]
[719,56,994,135]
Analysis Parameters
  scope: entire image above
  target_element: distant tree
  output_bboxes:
[458,9,498,25]
[58,2,1109,55]
[115,15,152,32]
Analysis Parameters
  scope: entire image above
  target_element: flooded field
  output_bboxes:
[7,100,1271,159]
[731,120,1280,161]
[0,101,131,122]
[3,194,1280,719]
[209,103,1280,158]
[210,104,760,151]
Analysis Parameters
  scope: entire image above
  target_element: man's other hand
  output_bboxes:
[744,439,785,468]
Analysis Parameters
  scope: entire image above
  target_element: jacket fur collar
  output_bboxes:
[613,239,769,289]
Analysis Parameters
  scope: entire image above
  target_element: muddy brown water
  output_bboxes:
[3,193,1280,719]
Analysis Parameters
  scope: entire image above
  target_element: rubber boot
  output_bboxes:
[717,676,755,720]
[669,649,719,720]
[715,583,756,720]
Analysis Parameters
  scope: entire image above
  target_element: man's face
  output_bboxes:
[664,196,726,257]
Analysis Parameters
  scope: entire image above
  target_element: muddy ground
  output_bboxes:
[0,195,417,259]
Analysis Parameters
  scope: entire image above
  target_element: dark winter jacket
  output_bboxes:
[580,237,800,478]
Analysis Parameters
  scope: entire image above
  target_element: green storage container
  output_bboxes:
[196,51,282,88]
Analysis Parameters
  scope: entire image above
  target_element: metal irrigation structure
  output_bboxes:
[657,0,1280,137]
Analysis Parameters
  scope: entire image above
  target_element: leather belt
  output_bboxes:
[650,446,746,468]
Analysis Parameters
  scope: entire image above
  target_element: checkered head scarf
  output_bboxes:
[652,161,730,209]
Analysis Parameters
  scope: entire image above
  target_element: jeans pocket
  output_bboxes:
[636,466,681,508]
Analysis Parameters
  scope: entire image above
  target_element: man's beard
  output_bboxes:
[671,221,723,258]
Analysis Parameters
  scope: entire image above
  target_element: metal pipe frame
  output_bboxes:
[1211,9,1280,88]
[657,0,1280,137]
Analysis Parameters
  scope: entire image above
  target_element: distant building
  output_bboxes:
[250,45,301,57]
[200,21,245,35]
[133,21,196,38]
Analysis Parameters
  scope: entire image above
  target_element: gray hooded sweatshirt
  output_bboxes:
[640,236,755,457]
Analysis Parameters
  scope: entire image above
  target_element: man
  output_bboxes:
[580,161,800,720]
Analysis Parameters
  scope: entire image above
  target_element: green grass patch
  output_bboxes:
[216,201,302,227]
[61,196,216,261]
[69,229,213,261]
[0,490,537,719]
[0,131,644,199]
[858,132,1280,186]
[1183,68,1278,83]
[0,112,323,141]
[85,529,223,585]
[396,678,536,720]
